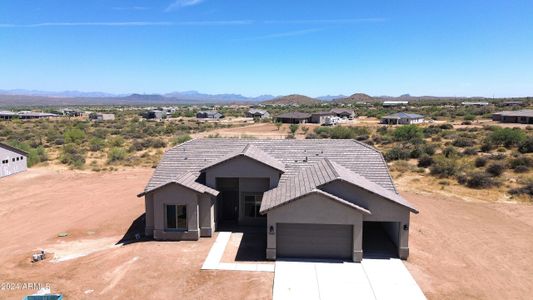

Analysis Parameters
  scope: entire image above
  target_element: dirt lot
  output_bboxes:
[0,168,273,299]
[0,168,532,299]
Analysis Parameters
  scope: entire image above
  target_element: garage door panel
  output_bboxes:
[277,223,353,260]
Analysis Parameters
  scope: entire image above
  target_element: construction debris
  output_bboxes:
[32,250,46,263]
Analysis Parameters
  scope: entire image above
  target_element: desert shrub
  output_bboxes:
[509,183,533,196]
[89,137,105,152]
[452,137,474,147]
[463,114,475,121]
[63,128,86,144]
[486,163,505,176]
[108,147,127,163]
[60,143,85,168]
[305,133,318,139]
[171,135,192,146]
[314,126,369,139]
[443,146,459,158]
[430,156,459,178]
[385,146,411,161]
[423,126,442,137]
[150,138,167,148]
[129,140,145,152]
[417,155,434,168]
[289,124,299,135]
[489,153,506,160]
[108,136,125,147]
[518,136,533,153]
[514,165,529,173]
[439,124,454,130]
[489,128,526,148]
[509,156,533,170]
[393,125,423,143]
[423,144,437,156]
[474,157,488,167]
[463,147,478,156]
[480,141,494,152]
[28,146,48,166]
[465,172,499,189]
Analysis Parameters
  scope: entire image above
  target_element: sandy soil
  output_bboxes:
[1,168,532,299]
[0,168,273,299]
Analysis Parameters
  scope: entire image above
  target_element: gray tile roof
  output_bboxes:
[138,171,219,197]
[142,138,398,198]
[382,112,424,120]
[276,112,311,119]
[200,144,285,172]
[260,158,417,213]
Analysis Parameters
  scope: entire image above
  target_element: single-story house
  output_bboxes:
[330,108,355,119]
[275,112,311,124]
[142,110,165,121]
[492,110,533,124]
[245,109,270,119]
[89,113,115,122]
[0,111,58,120]
[381,113,424,125]
[462,102,489,107]
[310,111,336,124]
[139,139,418,262]
[501,101,523,107]
[383,101,408,107]
[0,142,28,178]
[196,111,224,119]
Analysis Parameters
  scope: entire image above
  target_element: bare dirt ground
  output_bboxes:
[1,168,532,299]
[0,168,273,300]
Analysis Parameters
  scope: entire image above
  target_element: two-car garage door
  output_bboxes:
[276,223,353,260]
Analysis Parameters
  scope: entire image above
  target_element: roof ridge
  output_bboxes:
[322,158,340,178]
[241,143,252,153]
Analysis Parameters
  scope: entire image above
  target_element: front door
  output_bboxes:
[216,178,239,222]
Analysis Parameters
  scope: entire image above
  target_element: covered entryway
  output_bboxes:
[276,223,353,260]
[363,221,399,259]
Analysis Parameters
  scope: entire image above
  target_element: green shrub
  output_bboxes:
[509,156,533,169]
[430,156,459,178]
[489,128,526,148]
[393,125,423,143]
[108,136,125,147]
[443,146,459,158]
[60,143,85,168]
[171,134,192,146]
[465,172,499,189]
[289,124,299,135]
[486,163,505,176]
[89,138,105,152]
[518,136,533,153]
[64,128,86,144]
[474,157,488,168]
[417,155,434,168]
[462,147,478,156]
[108,147,127,163]
[385,146,411,161]
[452,137,474,147]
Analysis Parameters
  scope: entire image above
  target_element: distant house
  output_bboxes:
[0,111,58,120]
[245,109,270,119]
[0,142,28,178]
[492,110,533,124]
[381,113,424,125]
[61,108,84,117]
[330,108,355,119]
[142,110,165,121]
[0,111,17,120]
[501,101,523,107]
[462,102,489,107]
[275,112,311,124]
[383,101,408,107]
[196,111,224,119]
[89,113,115,122]
[310,111,336,124]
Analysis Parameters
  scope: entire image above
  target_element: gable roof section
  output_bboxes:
[276,112,311,119]
[264,189,371,215]
[382,112,424,120]
[200,144,285,173]
[260,158,418,213]
[141,139,398,197]
[0,142,28,156]
[137,171,219,197]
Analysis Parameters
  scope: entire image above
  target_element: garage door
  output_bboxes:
[277,223,353,260]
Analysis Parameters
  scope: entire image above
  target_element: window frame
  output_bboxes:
[165,204,188,231]
[243,193,265,219]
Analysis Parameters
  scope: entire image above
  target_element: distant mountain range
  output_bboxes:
[0,89,529,107]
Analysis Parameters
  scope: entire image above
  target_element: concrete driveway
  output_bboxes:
[273,259,426,300]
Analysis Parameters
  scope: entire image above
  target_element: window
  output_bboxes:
[165,205,187,231]
[244,194,264,218]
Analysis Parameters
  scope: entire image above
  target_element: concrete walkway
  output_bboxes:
[273,259,426,300]
[201,232,275,272]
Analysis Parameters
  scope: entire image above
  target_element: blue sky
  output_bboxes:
[1,0,532,97]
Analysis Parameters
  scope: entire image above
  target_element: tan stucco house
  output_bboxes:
[138,139,418,262]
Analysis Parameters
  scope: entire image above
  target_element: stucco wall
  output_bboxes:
[0,147,27,178]
[266,193,364,262]
[205,156,281,189]
[320,180,411,258]
[151,184,200,240]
